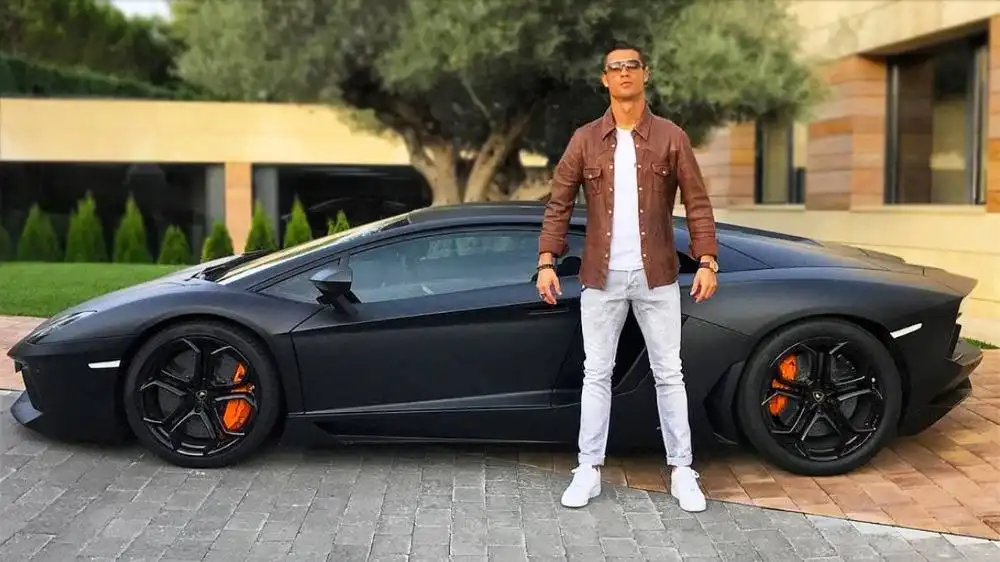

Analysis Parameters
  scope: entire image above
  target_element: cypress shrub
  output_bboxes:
[0,223,13,262]
[245,201,278,252]
[283,198,313,248]
[326,209,351,235]
[201,221,234,262]
[64,191,108,262]
[157,225,193,265]
[16,204,61,262]
[112,195,152,263]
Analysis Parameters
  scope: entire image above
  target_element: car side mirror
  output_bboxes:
[310,265,358,314]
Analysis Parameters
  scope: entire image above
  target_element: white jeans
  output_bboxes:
[577,268,692,467]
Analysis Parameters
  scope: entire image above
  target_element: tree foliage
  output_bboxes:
[174,0,823,204]
[1,0,182,86]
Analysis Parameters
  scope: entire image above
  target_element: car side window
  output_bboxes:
[347,229,543,303]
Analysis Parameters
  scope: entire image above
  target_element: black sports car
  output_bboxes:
[7,202,984,476]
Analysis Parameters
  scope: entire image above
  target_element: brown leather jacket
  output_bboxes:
[538,105,719,289]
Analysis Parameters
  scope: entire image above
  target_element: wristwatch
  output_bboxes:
[699,257,718,273]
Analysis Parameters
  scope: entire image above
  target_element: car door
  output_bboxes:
[286,226,584,434]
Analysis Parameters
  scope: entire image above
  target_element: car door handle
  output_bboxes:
[528,304,569,316]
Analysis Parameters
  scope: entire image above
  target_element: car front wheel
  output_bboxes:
[122,320,281,468]
[736,318,903,476]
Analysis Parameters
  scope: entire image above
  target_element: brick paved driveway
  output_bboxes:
[3,392,1000,561]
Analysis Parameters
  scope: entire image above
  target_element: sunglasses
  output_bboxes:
[604,59,644,73]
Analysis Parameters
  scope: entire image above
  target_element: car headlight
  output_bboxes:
[26,310,96,343]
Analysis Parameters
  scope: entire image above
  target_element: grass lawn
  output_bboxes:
[0,262,184,318]
[968,338,999,350]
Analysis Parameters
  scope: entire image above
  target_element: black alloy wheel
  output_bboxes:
[123,321,281,468]
[736,319,902,476]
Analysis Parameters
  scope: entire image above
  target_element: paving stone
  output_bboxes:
[2,392,1000,561]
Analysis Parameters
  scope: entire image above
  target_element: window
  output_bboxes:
[261,229,552,304]
[754,121,806,204]
[885,35,988,205]
[348,229,543,302]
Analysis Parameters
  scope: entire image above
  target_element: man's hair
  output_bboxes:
[603,40,644,67]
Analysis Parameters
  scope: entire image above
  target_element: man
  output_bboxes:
[536,41,719,512]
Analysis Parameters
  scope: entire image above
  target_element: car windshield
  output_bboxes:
[215,212,411,283]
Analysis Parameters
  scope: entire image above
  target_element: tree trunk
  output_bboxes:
[400,129,462,206]
[462,108,537,203]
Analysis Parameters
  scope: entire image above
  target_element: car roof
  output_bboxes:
[405,201,815,244]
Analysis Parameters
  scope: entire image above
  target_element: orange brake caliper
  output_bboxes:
[769,355,797,416]
[221,362,254,432]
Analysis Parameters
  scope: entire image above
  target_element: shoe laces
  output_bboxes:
[673,467,700,491]
[570,465,597,482]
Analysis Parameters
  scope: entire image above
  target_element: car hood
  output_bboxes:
[52,254,248,318]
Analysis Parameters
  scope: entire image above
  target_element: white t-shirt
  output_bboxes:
[608,127,643,271]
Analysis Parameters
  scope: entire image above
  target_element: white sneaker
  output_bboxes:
[560,465,601,508]
[670,466,707,512]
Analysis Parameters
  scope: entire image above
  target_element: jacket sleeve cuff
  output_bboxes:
[689,239,719,261]
[538,237,567,257]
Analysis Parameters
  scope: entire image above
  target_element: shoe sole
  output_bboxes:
[561,484,601,508]
[671,491,707,512]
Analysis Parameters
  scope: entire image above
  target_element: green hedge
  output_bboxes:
[0,51,209,100]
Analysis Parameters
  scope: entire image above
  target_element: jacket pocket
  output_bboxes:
[651,163,671,190]
[583,166,603,195]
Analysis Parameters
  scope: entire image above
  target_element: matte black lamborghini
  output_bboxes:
[7,202,984,475]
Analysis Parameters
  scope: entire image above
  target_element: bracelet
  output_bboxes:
[536,263,555,272]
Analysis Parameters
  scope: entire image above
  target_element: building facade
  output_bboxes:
[0,0,997,317]
[692,0,1000,318]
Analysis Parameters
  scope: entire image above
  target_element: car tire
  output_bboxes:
[735,318,903,476]
[122,320,282,469]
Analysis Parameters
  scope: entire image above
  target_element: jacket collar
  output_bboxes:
[600,102,652,140]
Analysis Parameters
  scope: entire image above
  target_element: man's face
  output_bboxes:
[601,49,647,100]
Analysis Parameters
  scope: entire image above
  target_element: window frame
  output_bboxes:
[883,33,989,205]
[753,120,805,205]
[258,224,583,305]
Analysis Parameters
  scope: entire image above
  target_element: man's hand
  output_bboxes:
[536,259,561,305]
[690,268,717,303]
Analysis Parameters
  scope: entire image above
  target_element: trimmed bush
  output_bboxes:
[0,223,12,262]
[16,204,61,262]
[0,52,208,100]
[245,201,278,252]
[64,191,108,262]
[327,209,351,235]
[201,221,234,262]
[283,198,313,248]
[157,225,192,265]
[112,195,152,263]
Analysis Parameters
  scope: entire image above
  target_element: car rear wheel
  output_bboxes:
[122,321,281,468]
[735,318,902,476]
